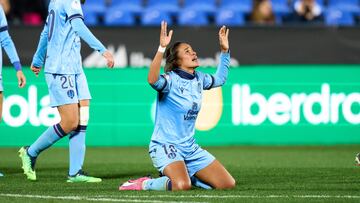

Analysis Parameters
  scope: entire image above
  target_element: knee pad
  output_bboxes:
[79,106,89,126]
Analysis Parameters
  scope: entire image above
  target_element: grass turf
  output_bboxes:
[0,146,360,202]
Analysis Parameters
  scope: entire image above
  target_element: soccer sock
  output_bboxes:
[69,125,86,176]
[143,176,172,191]
[191,176,212,189]
[28,123,67,157]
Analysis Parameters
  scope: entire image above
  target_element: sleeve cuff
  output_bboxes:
[220,50,230,57]
[13,61,22,71]
[99,47,107,54]
[32,60,43,69]
[68,14,84,22]
[0,25,8,32]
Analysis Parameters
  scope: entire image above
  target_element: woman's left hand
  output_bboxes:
[219,26,229,53]
[16,70,26,88]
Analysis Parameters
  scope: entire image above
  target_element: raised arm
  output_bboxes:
[213,26,230,87]
[148,21,173,85]
[203,26,230,89]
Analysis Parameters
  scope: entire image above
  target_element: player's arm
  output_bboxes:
[203,26,230,90]
[31,23,48,76]
[148,21,173,92]
[0,9,26,87]
[70,18,114,68]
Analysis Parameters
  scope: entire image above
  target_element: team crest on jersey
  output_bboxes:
[179,86,184,94]
[67,90,75,99]
[71,0,81,10]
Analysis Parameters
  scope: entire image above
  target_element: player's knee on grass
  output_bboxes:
[171,179,192,191]
[214,177,236,189]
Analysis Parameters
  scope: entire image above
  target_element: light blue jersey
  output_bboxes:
[32,0,106,74]
[44,0,83,74]
[0,5,22,91]
[31,0,107,106]
[150,52,230,149]
[149,52,230,176]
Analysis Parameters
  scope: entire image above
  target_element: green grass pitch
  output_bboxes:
[1,146,360,202]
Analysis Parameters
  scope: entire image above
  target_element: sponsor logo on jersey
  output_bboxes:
[184,102,199,121]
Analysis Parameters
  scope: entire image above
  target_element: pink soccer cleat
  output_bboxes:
[119,177,151,190]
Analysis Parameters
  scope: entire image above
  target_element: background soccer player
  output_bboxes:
[19,0,114,182]
[119,21,235,191]
[0,4,26,122]
[0,3,26,179]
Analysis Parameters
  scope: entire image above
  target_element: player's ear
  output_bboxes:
[80,0,86,4]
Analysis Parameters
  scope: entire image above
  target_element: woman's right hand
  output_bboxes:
[30,64,41,77]
[160,21,173,48]
[102,50,115,68]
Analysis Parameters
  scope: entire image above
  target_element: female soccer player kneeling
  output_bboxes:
[119,21,235,191]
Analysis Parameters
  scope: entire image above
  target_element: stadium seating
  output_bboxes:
[104,9,135,26]
[146,0,180,14]
[219,0,253,14]
[82,0,106,16]
[109,0,143,14]
[215,9,245,26]
[183,0,217,14]
[178,10,209,26]
[78,0,360,26]
[328,0,360,13]
[141,10,173,26]
[325,8,355,26]
[271,0,291,15]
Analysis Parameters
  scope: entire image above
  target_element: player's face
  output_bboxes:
[177,43,199,70]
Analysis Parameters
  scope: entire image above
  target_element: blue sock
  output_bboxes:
[28,124,67,157]
[143,176,172,191]
[69,125,86,176]
[191,176,212,189]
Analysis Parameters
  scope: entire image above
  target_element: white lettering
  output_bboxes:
[343,93,360,124]
[231,84,241,125]
[3,95,28,127]
[231,83,359,126]
[3,85,60,127]
[268,93,291,125]
[303,84,330,125]
[242,84,267,125]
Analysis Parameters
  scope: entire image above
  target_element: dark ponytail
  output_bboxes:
[164,41,184,73]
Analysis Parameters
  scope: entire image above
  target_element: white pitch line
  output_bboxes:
[2,193,360,201]
[0,194,207,203]
[97,194,360,199]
